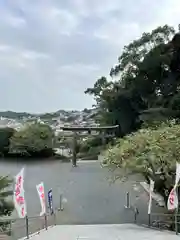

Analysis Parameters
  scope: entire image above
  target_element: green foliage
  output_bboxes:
[104,122,180,201]
[0,111,32,119]
[58,135,73,149]
[85,25,180,136]
[83,108,91,114]
[10,123,54,156]
[0,128,15,155]
[79,136,103,153]
[39,112,59,119]
[78,135,106,160]
[84,24,180,207]
[0,176,14,232]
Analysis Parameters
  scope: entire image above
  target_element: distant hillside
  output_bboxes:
[0,108,97,120]
[0,110,65,119]
[0,111,33,119]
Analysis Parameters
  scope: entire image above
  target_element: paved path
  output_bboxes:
[19,224,180,240]
[50,161,150,225]
[10,161,154,239]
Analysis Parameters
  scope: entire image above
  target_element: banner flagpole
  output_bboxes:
[148,179,154,226]
[175,187,179,235]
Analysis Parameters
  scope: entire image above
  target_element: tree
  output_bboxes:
[0,128,15,155]
[85,25,180,134]
[85,78,144,136]
[110,25,180,111]
[0,176,14,233]
[79,135,103,153]
[103,121,180,203]
[10,123,54,157]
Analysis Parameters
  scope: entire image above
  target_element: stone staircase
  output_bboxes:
[18,224,180,240]
[0,234,9,240]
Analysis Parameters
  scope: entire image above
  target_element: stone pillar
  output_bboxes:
[72,132,77,167]
[101,131,106,149]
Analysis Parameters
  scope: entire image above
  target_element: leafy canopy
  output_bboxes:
[10,123,54,153]
[104,121,180,200]
[0,175,14,232]
[85,25,180,136]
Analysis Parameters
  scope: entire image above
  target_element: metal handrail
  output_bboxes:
[124,191,180,235]
[0,214,46,222]
[0,193,64,239]
[0,213,56,239]
[0,208,59,239]
[131,210,180,234]
[150,212,180,217]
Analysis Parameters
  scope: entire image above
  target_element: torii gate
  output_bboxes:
[61,125,119,167]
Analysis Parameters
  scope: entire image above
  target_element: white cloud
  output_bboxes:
[0,44,12,52]
[93,0,180,46]
[0,5,26,28]
[6,15,26,28]
[0,0,180,112]
[145,0,180,32]
[58,63,100,74]
[71,0,120,18]
[21,50,50,60]
[40,6,80,36]
[94,20,141,46]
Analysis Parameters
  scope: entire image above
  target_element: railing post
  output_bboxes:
[9,220,12,236]
[134,207,138,223]
[58,194,64,211]
[148,214,151,227]
[124,192,130,209]
[175,210,178,235]
[157,215,160,228]
[175,188,179,235]
[25,215,29,239]
[44,214,48,230]
[134,211,137,223]
[72,132,77,167]
[53,212,56,226]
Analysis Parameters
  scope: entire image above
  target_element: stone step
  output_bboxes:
[0,234,9,240]
[18,224,180,240]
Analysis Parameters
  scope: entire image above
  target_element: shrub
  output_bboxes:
[104,122,180,202]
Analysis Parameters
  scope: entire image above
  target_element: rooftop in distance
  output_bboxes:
[61,125,119,131]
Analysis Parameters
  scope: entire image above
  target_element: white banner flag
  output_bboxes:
[167,162,180,210]
[167,188,178,210]
[36,182,46,216]
[148,179,154,214]
[13,168,27,218]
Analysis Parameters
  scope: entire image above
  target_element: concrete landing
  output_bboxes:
[19,224,180,240]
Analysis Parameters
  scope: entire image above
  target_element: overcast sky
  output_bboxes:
[0,0,179,113]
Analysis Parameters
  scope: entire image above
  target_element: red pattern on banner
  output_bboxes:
[17,176,22,186]
[169,189,175,206]
[39,186,44,193]
[15,175,23,197]
[16,195,25,205]
[41,193,44,199]
[21,207,25,217]
[38,185,45,202]
[15,186,20,196]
